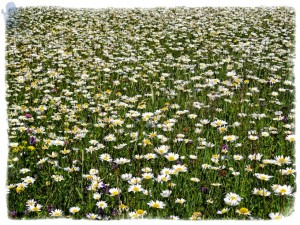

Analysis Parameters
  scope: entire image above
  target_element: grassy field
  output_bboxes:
[5,6,295,220]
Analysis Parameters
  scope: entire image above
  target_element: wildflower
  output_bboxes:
[28,204,42,212]
[224,192,242,206]
[99,153,112,162]
[233,155,243,161]
[52,175,64,182]
[114,158,130,164]
[190,178,200,182]
[236,207,251,215]
[248,135,258,140]
[217,208,229,214]
[165,152,179,161]
[285,134,295,142]
[96,201,108,209]
[128,184,144,193]
[175,198,186,204]
[121,173,132,181]
[119,204,128,212]
[269,212,284,219]
[69,206,80,214]
[136,209,147,217]
[160,190,172,197]
[104,134,116,142]
[129,212,138,219]
[109,188,121,196]
[254,173,273,181]
[223,135,238,142]
[50,209,63,217]
[274,155,291,165]
[144,153,157,160]
[274,185,293,196]
[248,153,263,161]
[170,215,180,220]
[147,200,166,209]
[21,176,36,184]
[93,192,101,200]
[154,145,170,155]
[172,164,188,172]
[86,213,100,220]
[142,173,154,180]
[280,167,295,175]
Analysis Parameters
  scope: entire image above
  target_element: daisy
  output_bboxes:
[165,152,179,161]
[170,215,180,220]
[141,167,152,172]
[142,173,154,180]
[233,155,243,161]
[136,209,147,217]
[52,175,64,182]
[160,168,172,175]
[285,134,295,142]
[119,204,129,212]
[28,204,42,212]
[121,173,132,181]
[154,145,170,155]
[252,188,271,196]
[114,158,130,165]
[274,185,293,196]
[160,190,172,197]
[99,153,112,162]
[190,178,200,182]
[22,176,36,184]
[104,134,116,142]
[189,155,197,159]
[69,206,80,214]
[50,209,63,217]
[156,174,171,183]
[109,188,121,196]
[93,192,101,200]
[254,173,273,181]
[223,135,238,142]
[274,155,291,165]
[217,208,229,214]
[175,198,186,204]
[269,212,284,219]
[147,200,166,209]
[248,153,263,161]
[172,164,188,172]
[20,168,30,174]
[96,201,108,209]
[224,192,242,206]
[236,207,251,215]
[128,184,144,193]
[128,177,142,185]
[86,213,100,220]
[129,212,138,219]
[280,167,295,175]
[144,153,157,160]
[248,135,258,140]
[26,199,36,207]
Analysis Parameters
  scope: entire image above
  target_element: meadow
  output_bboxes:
[5,6,295,220]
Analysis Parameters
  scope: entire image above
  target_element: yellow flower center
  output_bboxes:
[152,203,160,208]
[168,156,175,161]
[239,208,249,214]
[136,210,144,215]
[278,158,286,163]
[133,187,140,192]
